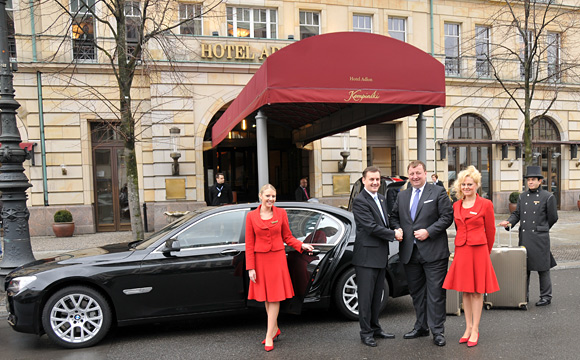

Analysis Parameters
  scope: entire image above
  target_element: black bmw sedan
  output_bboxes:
[5,202,408,348]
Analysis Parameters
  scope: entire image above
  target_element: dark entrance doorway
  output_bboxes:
[530,116,561,208]
[447,114,492,199]
[204,111,308,203]
[91,123,131,232]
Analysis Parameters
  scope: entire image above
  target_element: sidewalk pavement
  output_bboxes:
[1,211,579,317]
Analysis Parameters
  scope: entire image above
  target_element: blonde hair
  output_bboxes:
[259,184,276,196]
[453,165,481,200]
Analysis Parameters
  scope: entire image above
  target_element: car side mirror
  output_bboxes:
[163,238,181,253]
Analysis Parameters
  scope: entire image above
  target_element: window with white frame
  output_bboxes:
[300,10,320,39]
[6,0,16,60]
[227,7,277,39]
[353,14,372,33]
[445,23,461,75]
[388,17,406,42]
[547,32,560,82]
[71,0,96,61]
[475,25,490,77]
[519,30,536,81]
[125,1,142,60]
[179,3,202,35]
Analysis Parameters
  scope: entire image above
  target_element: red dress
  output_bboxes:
[245,206,303,302]
[443,198,500,294]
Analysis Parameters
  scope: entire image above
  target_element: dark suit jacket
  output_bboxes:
[390,183,453,264]
[352,190,395,269]
[434,181,445,189]
[295,186,309,201]
[209,183,233,205]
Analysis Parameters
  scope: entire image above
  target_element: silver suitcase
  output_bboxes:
[484,226,528,310]
[446,253,462,316]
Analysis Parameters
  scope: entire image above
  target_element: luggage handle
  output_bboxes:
[495,225,512,247]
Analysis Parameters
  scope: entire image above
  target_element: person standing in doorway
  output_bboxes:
[498,165,558,306]
[295,177,310,201]
[209,172,233,206]
[352,166,398,347]
[391,161,454,347]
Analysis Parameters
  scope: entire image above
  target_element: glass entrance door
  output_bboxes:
[94,146,131,231]
[448,145,491,199]
[531,146,561,207]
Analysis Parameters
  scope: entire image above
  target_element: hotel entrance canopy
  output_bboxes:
[212,32,446,147]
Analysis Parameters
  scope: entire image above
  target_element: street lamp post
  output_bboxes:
[0,0,35,275]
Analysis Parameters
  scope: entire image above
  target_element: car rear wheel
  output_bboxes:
[333,267,389,321]
[42,286,112,349]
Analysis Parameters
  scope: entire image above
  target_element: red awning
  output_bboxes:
[212,32,445,147]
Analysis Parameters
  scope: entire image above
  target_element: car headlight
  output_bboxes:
[7,276,37,294]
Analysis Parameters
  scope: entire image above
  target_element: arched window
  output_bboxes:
[531,116,560,141]
[448,113,491,140]
[447,114,492,199]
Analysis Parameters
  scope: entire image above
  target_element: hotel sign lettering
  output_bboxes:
[201,43,282,61]
[345,76,379,102]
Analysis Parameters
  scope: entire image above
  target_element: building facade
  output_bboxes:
[5,0,580,235]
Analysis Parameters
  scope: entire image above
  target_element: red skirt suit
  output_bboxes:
[443,195,500,294]
[245,205,304,302]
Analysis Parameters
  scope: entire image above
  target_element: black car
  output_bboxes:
[347,175,408,216]
[5,202,408,348]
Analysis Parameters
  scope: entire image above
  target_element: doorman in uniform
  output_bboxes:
[499,166,558,306]
[208,172,233,206]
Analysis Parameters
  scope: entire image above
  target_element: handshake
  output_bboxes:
[394,228,430,242]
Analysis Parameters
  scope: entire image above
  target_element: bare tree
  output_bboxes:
[464,0,580,165]
[30,0,223,240]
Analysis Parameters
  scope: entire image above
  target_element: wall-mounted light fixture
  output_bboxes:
[337,132,350,172]
[571,144,578,159]
[241,119,247,131]
[169,127,181,176]
[552,152,561,159]
[60,164,67,175]
[532,152,541,160]
[501,144,509,159]
[507,159,515,167]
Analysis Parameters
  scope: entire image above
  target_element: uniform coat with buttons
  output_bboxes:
[507,188,558,271]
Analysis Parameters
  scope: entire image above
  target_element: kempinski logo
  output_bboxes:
[344,90,380,102]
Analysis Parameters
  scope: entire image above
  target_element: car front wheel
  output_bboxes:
[42,286,112,348]
[333,267,389,321]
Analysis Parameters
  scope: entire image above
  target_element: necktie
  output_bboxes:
[303,187,309,200]
[374,196,386,224]
[410,188,421,221]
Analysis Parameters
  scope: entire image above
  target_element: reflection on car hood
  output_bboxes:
[8,243,135,277]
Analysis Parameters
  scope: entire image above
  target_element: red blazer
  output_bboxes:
[245,205,303,270]
[453,194,496,253]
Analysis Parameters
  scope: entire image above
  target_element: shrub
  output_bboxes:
[509,191,520,204]
[54,210,73,223]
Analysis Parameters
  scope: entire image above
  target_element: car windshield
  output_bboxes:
[133,207,215,250]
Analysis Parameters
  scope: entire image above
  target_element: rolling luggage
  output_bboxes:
[446,253,462,316]
[484,226,528,310]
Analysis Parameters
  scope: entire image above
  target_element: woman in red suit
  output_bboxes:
[246,184,314,352]
[443,166,499,347]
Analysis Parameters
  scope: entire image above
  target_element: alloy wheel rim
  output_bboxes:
[342,274,359,315]
[49,293,104,343]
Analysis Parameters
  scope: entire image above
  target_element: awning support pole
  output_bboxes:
[256,110,269,191]
[417,110,427,164]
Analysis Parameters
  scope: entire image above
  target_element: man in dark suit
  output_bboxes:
[208,173,233,206]
[391,161,453,346]
[352,166,399,347]
[295,177,309,201]
[431,174,445,189]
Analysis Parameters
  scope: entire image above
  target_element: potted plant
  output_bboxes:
[52,209,75,237]
[509,191,520,213]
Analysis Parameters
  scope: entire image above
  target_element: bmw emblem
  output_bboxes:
[74,315,81,320]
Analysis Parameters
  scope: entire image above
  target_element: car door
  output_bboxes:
[280,208,349,314]
[131,208,249,319]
